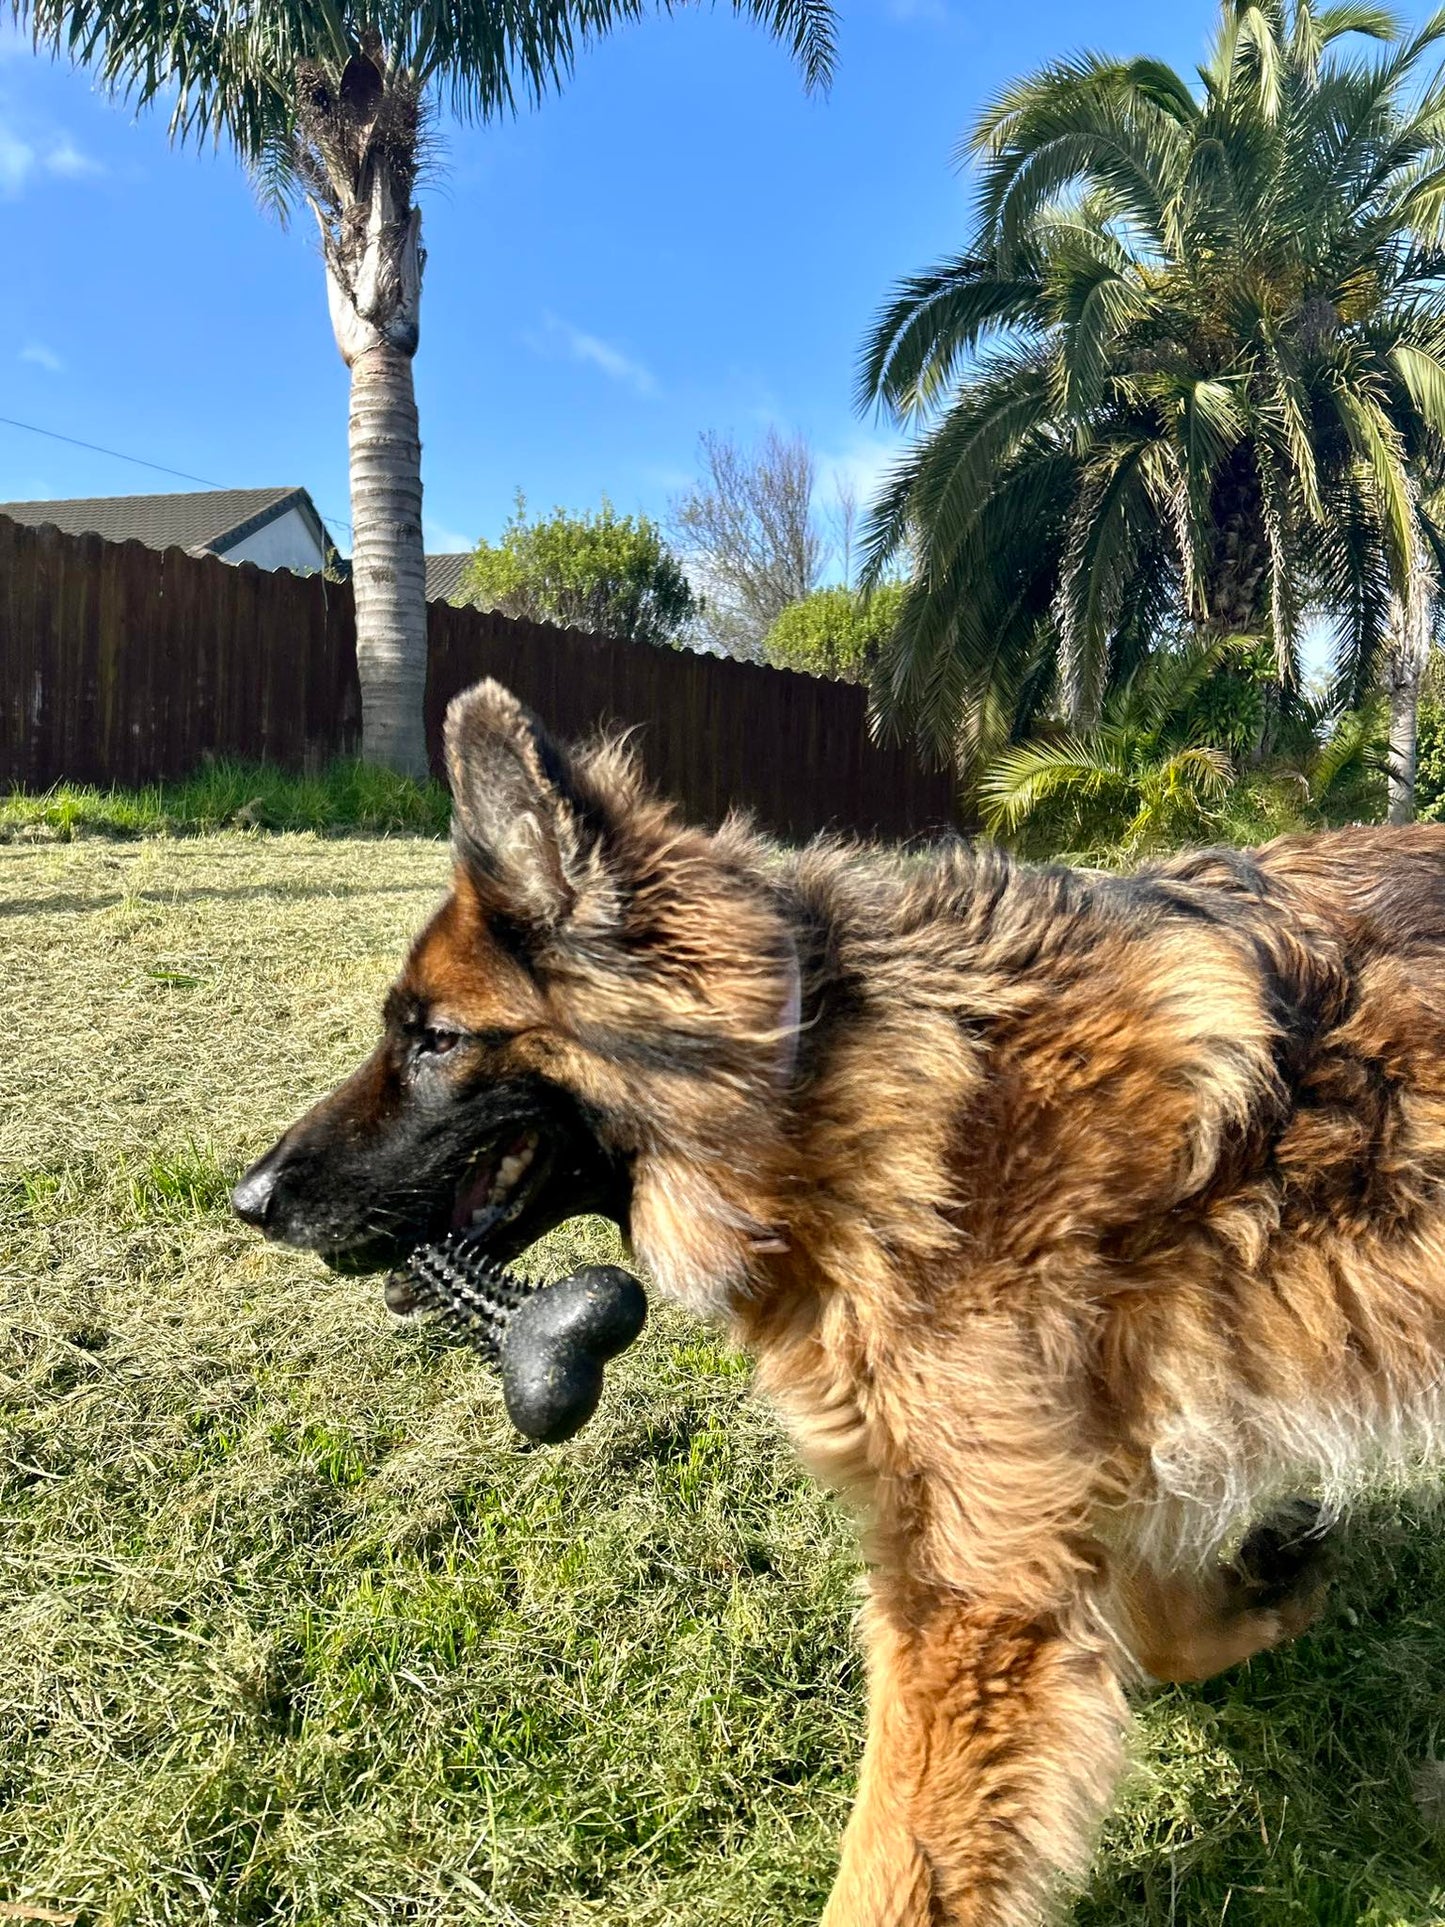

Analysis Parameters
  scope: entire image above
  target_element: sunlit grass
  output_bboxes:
[0,758,451,843]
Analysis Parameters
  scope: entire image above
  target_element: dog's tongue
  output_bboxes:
[450,1158,500,1232]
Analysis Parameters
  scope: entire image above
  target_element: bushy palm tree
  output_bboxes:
[862,0,1445,814]
[979,638,1238,859]
[1258,688,1392,817]
[980,636,1391,857]
[19,0,834,774]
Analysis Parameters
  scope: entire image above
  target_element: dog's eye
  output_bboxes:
[418,1026,462,1057]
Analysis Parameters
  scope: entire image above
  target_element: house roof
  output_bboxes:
[425,552,473,604]
[0,487,331,559]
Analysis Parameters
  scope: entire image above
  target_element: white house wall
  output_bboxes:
[221,506,326,574]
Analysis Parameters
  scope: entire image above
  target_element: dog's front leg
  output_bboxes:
[821,1581,1127,1927]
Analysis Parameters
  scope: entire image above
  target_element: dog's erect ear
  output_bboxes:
[443,680,603,932]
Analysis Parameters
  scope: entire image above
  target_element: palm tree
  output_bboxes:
[861,0,1445,813]
[20,1,834,775]
[1264,688,1392,819]
[1382,529,1439,817]
[979,636,1391,857]
[979,638,1238,859]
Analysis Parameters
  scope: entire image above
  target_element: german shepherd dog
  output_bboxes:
[234,678,1445,1925]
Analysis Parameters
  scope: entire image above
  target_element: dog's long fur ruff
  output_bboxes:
[250,682,1445,1924]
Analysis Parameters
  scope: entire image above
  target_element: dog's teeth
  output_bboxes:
[494,1141,537,1197]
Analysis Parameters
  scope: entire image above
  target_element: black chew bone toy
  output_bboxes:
[385,1232,647,1443]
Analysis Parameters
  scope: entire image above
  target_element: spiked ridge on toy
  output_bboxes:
[385,1231,647,1443]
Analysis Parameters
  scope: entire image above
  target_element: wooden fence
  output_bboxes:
[0,514,959,842]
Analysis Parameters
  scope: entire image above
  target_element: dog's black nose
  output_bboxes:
[231,1160,278,1229]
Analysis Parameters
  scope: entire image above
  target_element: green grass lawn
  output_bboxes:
[0,759,451,844]
[5,833,1445,1925]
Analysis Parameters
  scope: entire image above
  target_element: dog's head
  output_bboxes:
[233,681,800,1310]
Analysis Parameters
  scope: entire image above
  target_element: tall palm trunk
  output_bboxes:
[1387,660,1420,823]
[343,334,427,776]
[1202,448,1267,634]
[1384,561,1434,825]
[308,55,430,777]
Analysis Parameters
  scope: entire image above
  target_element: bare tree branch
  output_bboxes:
[672,429,822,660]
[829,473,859,591]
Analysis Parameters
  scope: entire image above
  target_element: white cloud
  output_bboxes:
[533,313,660,397]
[0,122,34,196]
[0,110,103,197]
[423,517,476,553]
[45,136,102,179]
[20,342,63,373]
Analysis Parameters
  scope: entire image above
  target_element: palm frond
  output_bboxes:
[1234,5,1287,120]
[1309,689,1390,796]
[1312,4,1405,47]
[862,0,1445,766]
[888,348,1057,581]
[1054,439,1156,721]
[1388,340,1445,438]
[856,443,930,595]
[858,256,1044,418]
[1252,416,1305,681]
[979,734,1136,834]
[15,0,836,160]
[969,66,1185,261]
[1049,253,1159,422]
[1319,471,1395,699]
[1329,373,1417,591]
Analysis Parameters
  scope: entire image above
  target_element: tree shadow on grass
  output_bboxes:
[1078,1497,1445,1926]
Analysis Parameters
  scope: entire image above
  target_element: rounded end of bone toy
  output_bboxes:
[384,1272,420,1315]
[499,1265,647,1443]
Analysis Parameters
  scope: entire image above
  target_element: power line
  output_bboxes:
[0,412,227,489]
[0,411,354,538]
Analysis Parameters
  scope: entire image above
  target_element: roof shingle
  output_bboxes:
[424,553,474,604]
[0,488,318,556]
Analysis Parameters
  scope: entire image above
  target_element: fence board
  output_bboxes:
[0,513,957,841]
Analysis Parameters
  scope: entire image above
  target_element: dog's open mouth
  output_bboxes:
[282,1087,630,1280]
[448,1127,553,1240]
[377,1107,630,1304]
[379,1125,560,1313]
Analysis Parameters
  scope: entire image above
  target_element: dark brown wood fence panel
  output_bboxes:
[424,605,957,840]
[0,518,361,788]
[0,513,957,841]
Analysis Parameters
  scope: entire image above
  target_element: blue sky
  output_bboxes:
[0,0,1352,566]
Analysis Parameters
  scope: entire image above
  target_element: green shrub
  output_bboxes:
[1416,691,1445,822]
[980,643,1391,863]
[460,494,698,647]
[762,583,905,683]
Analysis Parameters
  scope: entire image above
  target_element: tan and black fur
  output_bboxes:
[235,679,1445,1925]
